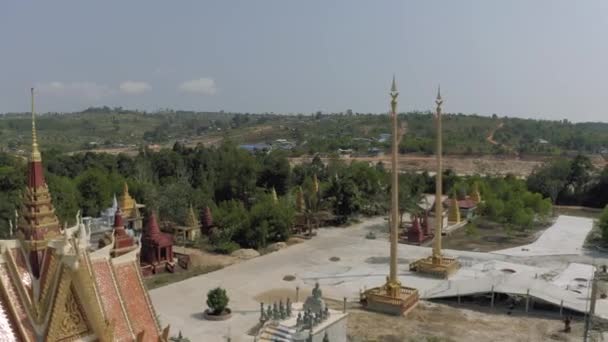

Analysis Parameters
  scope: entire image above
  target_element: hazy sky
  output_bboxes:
[1,1,608,122]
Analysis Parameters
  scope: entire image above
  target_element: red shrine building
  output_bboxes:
[0,90,169,341]
[140,212,175,275]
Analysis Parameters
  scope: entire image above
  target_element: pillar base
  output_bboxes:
[409,255,460,279]
[360,282,419,316]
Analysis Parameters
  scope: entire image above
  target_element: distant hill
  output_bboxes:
[1,109,607,158]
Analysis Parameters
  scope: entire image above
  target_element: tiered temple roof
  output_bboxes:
[0,90,169,341]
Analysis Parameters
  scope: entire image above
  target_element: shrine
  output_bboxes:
[200,206,215,235]
[360,77,419,315]
[0,89,169,341]
[119,182,145,232]
[256,283,348,341]
[98,208,138,258]
[409,87,461,279]
[165,204,201,242]
[140,211,176,275]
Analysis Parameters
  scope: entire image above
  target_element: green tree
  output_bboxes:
[257,150,291,195]
[76,168,112,217]
[206,287,229,315]
[215,200,250,248]
[47,174,79,226]
[249,195,294,248]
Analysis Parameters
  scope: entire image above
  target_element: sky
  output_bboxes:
[1,0,608,122]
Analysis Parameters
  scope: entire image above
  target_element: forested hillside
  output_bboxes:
[1,109,607,156]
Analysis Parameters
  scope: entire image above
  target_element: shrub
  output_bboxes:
[206,287,229,315]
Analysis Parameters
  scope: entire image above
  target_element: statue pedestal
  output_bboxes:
[360,281,419,316]
[409,255,460,279]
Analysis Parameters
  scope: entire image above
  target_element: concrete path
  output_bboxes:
[150,215,601,341]
[493,216,593,256]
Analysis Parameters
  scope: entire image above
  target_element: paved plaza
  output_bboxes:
[150,215,604,341]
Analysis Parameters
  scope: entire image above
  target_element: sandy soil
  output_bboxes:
[173,246,238,268]
[290,154,606,178]
[441,220,548,253]
[342,301,583,342]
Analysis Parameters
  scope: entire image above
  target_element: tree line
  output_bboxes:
[0,142,554,251]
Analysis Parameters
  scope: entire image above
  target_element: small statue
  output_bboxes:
[260,302,266,322]
[266,305,273,321]
[279,300,286,319]
[312,282,322,299]
[296,312,303,326]
[324,306,330,320]
[272,302,279,320]
[286,297,292,317]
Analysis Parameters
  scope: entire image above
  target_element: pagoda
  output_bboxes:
[360,77,419,315]
[140,212,175,275]
[119,182,144,232]
[0,88,169,341]
[170,204,200,242]
[200,206,215,235]
[98,208,138,257]
[409,87,461,278]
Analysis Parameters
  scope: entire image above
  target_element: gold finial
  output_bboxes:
[435,85,443,106]
[390,75,399,115]
[30,88,41,162]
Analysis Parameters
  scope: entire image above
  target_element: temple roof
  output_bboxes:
[142,212,173,247]
[0,90,168,341]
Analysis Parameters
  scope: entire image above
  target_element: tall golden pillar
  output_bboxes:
[409,87,460,278]
[361,76,419,315]
[432,87,444,263]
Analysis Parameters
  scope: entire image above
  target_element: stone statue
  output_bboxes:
[286,298,292,317]
[296,312,302,326]
[304,283,326,314]
[272,302,279,320]
[279,300,286,319]
[323,306,330,320]
[266,305,273,321]
[312,282,322,299]
[260,302,265,322]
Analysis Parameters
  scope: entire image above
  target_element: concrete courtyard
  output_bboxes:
[150,215,605,341]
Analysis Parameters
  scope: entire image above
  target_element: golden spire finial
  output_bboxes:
[30,88,41,162]
[390,75,399,115]
[436,84,443,106]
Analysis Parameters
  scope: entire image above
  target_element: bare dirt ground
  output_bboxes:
[290,155,544,177]
[442,220,549,253]
[173,246,238,268]
[342,301,583,342]
[290,154,606,178]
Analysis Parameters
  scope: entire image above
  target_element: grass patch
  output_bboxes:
[144,265,223,290]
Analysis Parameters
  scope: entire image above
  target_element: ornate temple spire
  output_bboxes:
[30,88,41,162]
[185,204,199,228]
[113,208,125,231]
[120,182,137,217]
[18,88,61,278]
[144,212,162,238]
